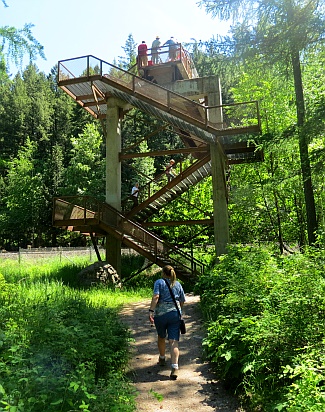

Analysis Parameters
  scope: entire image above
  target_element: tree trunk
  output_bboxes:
[291,49,317,245]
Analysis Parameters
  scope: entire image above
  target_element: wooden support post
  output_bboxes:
[208,78,230,257]
[105,98,124,275]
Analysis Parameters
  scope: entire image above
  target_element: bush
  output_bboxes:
[0,274,137,411]
[195,244,325,410]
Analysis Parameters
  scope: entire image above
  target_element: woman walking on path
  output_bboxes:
[148,265,185,380]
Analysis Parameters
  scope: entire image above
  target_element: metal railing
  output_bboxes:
[126,154,212,218]
[57,55,261,135]
[137,43,199,79]
[53,196,205,277]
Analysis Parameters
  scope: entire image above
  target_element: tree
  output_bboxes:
[199,0,325,245]
[0,1,45,75]
[0,62,99,248]
[1,138,45,248]
[62,123,105,198]
[226,57,309,250]
[118,34,137,71]
[0,64,54,159]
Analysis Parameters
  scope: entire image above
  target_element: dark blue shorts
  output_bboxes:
[154,310,180,341]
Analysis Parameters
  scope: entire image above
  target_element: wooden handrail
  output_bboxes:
[53,195,205,276]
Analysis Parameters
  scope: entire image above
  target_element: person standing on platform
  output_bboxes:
[138,41,148,67]
[163,37,177,61]
[151,36,161,65]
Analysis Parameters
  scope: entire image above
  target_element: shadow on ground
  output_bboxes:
[119,294,245,412]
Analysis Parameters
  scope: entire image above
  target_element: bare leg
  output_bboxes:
[158,336,166,357]
[169,339,179,365]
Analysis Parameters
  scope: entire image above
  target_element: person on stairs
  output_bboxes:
[148,265,186,380]
[131,182,139,208]
[165,159,176,182]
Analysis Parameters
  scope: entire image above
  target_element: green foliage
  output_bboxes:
[62,123,105,198]
[0,255,89,285]
[196,245,325,410]
[149,388,164,402]
[131,140,156,189]
[0,24,45,69]
[0,257,139,411]
[1,138,46,246]
[282,349,325,411]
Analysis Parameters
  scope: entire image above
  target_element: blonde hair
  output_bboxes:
[162,265,176,286]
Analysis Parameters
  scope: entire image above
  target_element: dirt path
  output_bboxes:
[120,294,245,412]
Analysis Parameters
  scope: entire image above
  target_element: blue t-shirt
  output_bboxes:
[153,278,185,316]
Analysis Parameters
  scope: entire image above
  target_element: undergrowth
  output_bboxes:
[195,244,325,411]
[0,254,153,412]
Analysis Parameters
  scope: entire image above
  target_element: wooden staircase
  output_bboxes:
[52,196,205,281]
[55,55,263,274]
[57,55,262,158]
[127,154,212,222]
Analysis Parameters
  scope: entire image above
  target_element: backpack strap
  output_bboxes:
[163,279,181,319]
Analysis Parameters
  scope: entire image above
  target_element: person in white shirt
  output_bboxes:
[131,182,139,208]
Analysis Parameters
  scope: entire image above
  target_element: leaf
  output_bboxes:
[242,363,254,373]
[69,381,79,392]
[223,351,232,361]
[50,399,63,405]
[149,388,164,402]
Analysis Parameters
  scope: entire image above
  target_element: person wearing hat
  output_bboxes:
[151,36,161,65]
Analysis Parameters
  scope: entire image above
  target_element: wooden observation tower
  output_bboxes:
[53,43,262,280]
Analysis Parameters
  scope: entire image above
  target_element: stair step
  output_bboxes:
[130,156,212,230]
[151,201,164,208]
[185,178,196,185]
[160,195,171,201]
[177,182,187,188]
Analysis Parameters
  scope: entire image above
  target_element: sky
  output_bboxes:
[1,0,231,75]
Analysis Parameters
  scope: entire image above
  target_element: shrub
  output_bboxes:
[196,244,325,410]
[0,280,136,412]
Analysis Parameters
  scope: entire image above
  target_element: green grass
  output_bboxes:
[0,254,154,412]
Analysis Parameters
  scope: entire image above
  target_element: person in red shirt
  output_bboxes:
[138,41,148,67]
